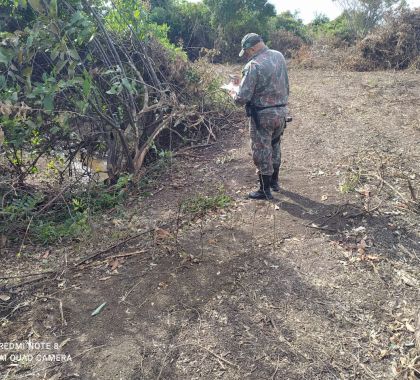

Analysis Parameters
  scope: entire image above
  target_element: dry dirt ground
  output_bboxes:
[1,67,419,380]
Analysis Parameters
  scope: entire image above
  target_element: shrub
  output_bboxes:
[182,189,231,216]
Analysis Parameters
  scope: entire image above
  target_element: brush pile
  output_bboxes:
[345,8,420,70]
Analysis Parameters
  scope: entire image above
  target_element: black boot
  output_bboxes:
[248,175,273,200]
[270,167,280,192]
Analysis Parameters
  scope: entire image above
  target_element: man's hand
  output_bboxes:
[221,77,239,99]
[229,74,241,86]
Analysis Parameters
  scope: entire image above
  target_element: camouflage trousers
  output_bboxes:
[249,111,286,176]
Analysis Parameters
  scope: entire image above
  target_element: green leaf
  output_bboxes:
[133,9,140,19]
[43,94,54,112]
[55,59,67,74]
[83,77,91,98]
[91,302,106,316]
[23,66,32,78]
[106,86,118,95]
[49,22,60,35]
[50,126,60,134]
[121,77,132,92]
[27,34,33,48]
[51,49,59,61]
[0,48,13,65]
[25,119,37,129]
[67,49,80,60]
[23,67,32,92]
[67,61,76,77]
[28,0,44,13]
[49,0,57,17]
[70,11,83,25]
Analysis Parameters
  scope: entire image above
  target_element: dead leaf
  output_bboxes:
[0,293,11,302]
[396,269,419,287]
[107,257,124,271]
[91,302,106,316]
[0,234,7,248]
[353,226,366,233]
[365,254,380,262]
[154,228,172,241]
[415,310,420,352]
[41,250,50,259]
[357,239,367,259]
[47,372,62,380]
[379,349,390,359]
[59,338,71,348]
[395,202,408,209]
[406,321,416,333]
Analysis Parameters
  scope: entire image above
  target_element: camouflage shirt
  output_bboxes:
[234,47,289,110]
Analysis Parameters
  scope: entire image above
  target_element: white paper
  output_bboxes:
[221,83,239,94]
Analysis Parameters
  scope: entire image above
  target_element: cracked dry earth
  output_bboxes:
[2,68,419,380]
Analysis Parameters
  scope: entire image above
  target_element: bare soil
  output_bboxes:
[1,67,419,380]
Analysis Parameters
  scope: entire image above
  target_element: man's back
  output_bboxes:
[249,48,289,108]
[236,47,289,109]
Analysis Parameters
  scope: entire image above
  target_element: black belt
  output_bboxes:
[245,103,287,130]
[254,104,286,111]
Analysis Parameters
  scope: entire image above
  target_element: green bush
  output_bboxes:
[270,11,309,42]
[32,211,90,244]
[182,188,231,215]
[309,14,356,44]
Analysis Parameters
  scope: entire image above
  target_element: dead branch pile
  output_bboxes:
[290,40,349,70]
[1,1,237,186]
[344,8,420,71]
[0,1,242,245]
[340,148,419,222]
[268,30,304,59]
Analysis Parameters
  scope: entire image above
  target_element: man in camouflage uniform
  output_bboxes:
[234,33,289,200]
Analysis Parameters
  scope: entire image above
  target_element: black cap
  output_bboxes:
[239,33,262,57]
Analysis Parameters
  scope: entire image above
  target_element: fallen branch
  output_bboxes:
[304,206,343,227]
[1,246,148,283]
[196,344,239,369]
[408,179,417,201]
[349,352,377,380]
[106,250,146,260]
[416,309,420,354]
[271,355,280,380]
[133,116,172,176]
[74,229,154,267]
[368,173,415,207]
[0,270,55,280]
[36,294,67,326]
[34,184,72,216]
[306,223,337,233]
[175,143,213,154]
[344,200,383,218]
